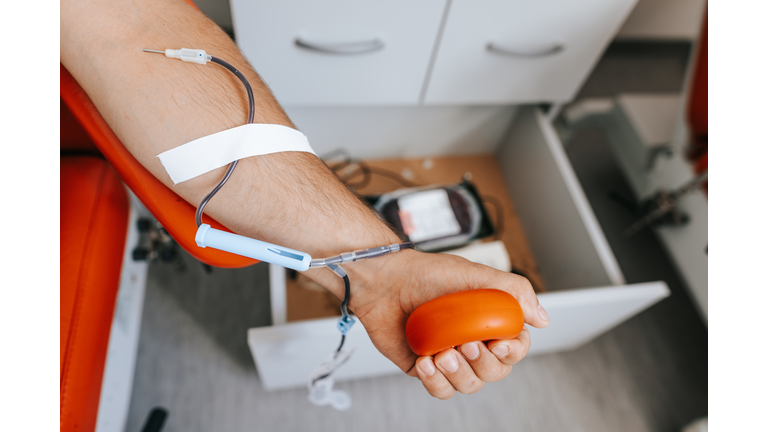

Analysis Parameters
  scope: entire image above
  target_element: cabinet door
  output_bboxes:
[424,0,637,105]
[249,281,667,391]
[529,282,669,355]
[230,0,446,106]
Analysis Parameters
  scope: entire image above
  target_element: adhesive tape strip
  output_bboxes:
[158,123,316,185]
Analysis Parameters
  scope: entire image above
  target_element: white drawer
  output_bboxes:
[249,107,668,391]
[497,107,669,354]
[230,0,446,105]
[423,0,637,105]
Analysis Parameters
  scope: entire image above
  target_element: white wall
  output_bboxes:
[284,106,519,160]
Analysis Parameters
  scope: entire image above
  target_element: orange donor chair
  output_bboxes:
[60,3,256,431]
[60,68,257,430]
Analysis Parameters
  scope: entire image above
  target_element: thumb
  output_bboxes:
[475,265,550,329]
[401,253,550,329]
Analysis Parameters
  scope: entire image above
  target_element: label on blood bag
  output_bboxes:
[397,189,461,243]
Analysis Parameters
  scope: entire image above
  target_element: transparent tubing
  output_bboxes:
[195,56,256,228]
[310,242,415,268]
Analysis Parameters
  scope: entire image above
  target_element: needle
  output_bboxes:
[142,49,164,54]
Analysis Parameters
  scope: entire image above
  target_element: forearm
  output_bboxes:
[60,0,401,301]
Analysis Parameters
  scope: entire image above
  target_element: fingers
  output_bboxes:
[415,348,488,398]
[457,341,512,382]
[414,357,456,400]
[434,349,485,395]
[415,330,531,399]
[453,329,530,384]
[485,327,531,366]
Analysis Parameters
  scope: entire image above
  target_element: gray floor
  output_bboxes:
[125,41,707,432]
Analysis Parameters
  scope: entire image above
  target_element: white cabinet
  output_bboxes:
[424,0,637,104]
[230,0,446,105]
[230,0,636,106]
[248,107,669,391]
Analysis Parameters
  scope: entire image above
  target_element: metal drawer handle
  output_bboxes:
[295,37,384,55]
[486,42,564,58]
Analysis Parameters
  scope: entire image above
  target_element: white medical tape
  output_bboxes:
[157,124,316,185]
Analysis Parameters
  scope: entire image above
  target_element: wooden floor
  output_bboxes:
[125,41,707,432]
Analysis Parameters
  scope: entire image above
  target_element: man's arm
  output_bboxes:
[61,0,549,399]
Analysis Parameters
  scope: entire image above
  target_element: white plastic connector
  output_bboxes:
[164,48,211,65]
[308,348,355,411]
[195,224,312,271]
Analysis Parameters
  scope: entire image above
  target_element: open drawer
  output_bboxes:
[248,107,669,391]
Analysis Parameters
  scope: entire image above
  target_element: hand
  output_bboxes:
[344,249,549,399]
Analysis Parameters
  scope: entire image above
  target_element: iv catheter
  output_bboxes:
[144,48,414,402]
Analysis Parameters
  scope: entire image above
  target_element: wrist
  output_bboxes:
[304,247,419,316]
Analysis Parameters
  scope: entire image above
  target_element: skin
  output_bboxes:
[61,0,550,399]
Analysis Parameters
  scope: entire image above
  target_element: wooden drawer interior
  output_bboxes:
[287,153,546,322]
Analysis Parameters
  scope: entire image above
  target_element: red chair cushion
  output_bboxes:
[60,156,130,432]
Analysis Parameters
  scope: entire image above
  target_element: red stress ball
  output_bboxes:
[405,289,525,356]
